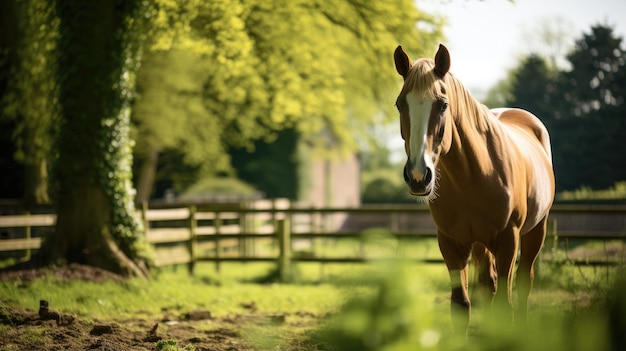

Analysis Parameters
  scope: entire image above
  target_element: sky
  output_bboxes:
[416,0,626,97]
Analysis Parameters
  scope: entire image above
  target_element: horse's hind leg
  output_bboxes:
[493,227,520,319]
[517,217,548,323]
[471,243,496,305]
[438,232,472,333]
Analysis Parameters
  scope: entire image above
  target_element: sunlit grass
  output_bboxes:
[0,264,348,321]
[1,238,623,350]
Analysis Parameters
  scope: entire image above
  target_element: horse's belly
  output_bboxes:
[430,202,509,244]
[504,127,555,234]
[520,165,554,234]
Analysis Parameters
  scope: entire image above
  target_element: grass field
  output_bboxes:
[1,239,624,350]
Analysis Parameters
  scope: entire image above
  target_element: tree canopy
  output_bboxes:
[505,24,626,192]
[0,0,58,206]
[0,0,445,274]
[132,0,444,198]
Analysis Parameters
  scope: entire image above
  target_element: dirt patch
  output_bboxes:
[0,299,282,350]
[0,264,317,350]
[0,262,126,284]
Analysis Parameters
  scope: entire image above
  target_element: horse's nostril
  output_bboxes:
[423,168,433,184]
[403,163,411,183]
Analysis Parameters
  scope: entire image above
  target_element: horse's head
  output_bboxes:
[394,44,453,197]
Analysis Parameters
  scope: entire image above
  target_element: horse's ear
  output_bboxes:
[434,44,450,78]
[394,46,411,78]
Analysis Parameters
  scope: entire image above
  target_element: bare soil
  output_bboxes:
[0,264,309,351]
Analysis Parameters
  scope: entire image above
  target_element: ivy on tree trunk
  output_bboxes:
[41,0,151,277]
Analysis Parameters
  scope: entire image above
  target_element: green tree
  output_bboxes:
[503,24,626,191]
[132,0,271,199]
[233,0,442,200]
[230,128,300,199]
[133,48,236,200]
[505,54,557,122]
[0,0,57,207]
[39,1,151,277]
[553,24,626,190]
[132,0,443,200]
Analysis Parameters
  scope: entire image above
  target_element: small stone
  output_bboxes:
[90,324,115,336]
[184,310,212,321]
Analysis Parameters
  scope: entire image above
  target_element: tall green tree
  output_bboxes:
[505,54,557,124]
[0,0,57,207]
[504,24,626,191]
[133,48,236,201]
[39,1,151,277]
[553,24,626,190]
[132,0,277,199]
[132,0,443,199]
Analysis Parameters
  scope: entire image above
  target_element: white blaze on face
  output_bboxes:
[406,93,435,180]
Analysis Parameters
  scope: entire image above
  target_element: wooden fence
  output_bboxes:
[1,201,625,277]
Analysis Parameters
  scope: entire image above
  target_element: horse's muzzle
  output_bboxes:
[404,162,433,196]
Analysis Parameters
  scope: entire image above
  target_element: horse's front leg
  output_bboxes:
[438,232,472,333]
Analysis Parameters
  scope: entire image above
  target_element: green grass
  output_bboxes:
[1,239,623,350]
[0,263,350,321]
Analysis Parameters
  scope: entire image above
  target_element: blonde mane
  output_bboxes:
[402,58,490,133]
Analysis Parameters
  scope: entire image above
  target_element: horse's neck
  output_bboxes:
[444,87,505,183]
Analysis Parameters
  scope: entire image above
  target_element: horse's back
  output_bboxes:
[491,108,552,162]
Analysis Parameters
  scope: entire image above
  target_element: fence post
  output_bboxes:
[277,217,292,282]
[23,211,31,262]
[214,212,221,273]
[188,205,197,275]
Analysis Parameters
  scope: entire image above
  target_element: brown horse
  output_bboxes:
[393,44,555,331]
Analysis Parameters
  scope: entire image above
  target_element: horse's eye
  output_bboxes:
[441,102,449,112]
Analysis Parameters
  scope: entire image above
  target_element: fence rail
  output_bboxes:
[1,201,625,275]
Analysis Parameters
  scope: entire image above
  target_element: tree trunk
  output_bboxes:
[23,159,49,208]
[135,148,159,204]
[1,0,52,208]
[39,0,151,277]
[46,180,147,276]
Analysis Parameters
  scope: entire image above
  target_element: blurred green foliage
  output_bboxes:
[0,0,58,204]
[131,0,444,197]
[229,128,301,199]
[503,24,626,192]
[178,177,258,200]
[1,0,444,203]
[0,0,57,165]
[311,261,622,351]
[557,181,626,202]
